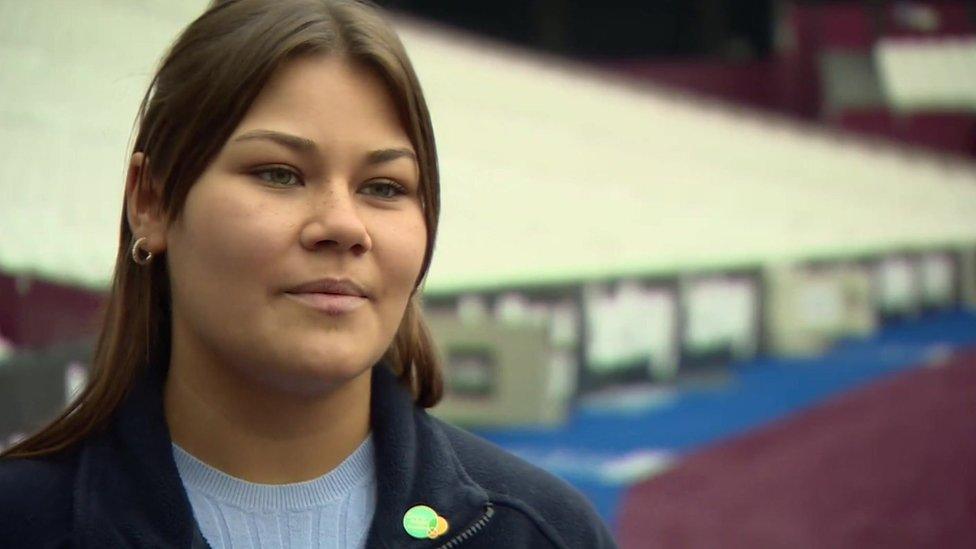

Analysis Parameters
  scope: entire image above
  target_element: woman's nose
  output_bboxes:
[298,188,372,254]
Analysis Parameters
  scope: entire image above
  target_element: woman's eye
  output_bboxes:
[361,180,407,199]
[254,167,301,187]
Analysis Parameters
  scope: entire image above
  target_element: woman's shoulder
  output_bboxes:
[0,450,78,546]
[0,447,79,495]
[431,417,617,548]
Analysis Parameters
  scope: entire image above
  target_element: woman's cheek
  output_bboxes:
[179,182,282,312]
[200,185,288,265]
[385,214,427,288]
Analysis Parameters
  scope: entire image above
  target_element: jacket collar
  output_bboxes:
[366,366,489,548]
[74,362,489,548]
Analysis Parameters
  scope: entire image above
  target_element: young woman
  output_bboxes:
[0,1,616,547]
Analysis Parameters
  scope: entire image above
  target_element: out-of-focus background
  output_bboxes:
[2,1,976,546]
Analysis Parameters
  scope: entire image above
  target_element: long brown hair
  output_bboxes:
[3,0,443,459]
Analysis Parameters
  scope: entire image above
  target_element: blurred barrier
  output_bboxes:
[765,261,876,356]
[426,311,565,427]
[0,339,91,451]
[424,244,976,428]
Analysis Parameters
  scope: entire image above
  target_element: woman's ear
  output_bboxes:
[125,152,168,254]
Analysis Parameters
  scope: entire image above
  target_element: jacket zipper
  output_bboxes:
[436,502,495,548]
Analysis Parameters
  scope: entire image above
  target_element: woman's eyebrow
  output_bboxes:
[232,129,317,152]
[231,129,416,165]
[364,147,416,166]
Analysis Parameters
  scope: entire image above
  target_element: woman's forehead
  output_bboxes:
[237,55,413,150]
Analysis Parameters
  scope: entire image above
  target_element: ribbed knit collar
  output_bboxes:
[172,434,374,510]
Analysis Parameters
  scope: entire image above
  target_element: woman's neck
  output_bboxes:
[163,350,372,485]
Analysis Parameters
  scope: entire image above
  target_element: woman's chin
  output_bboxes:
[284,351,373,391]
[253,364,368,398]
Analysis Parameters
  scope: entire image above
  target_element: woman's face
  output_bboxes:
[163,55,427,395]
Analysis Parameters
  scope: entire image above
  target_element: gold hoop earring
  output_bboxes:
[131,236,154,266]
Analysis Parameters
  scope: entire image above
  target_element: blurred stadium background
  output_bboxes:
[2,1,976,546]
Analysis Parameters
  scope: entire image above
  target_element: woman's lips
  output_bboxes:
[285,292,367,315]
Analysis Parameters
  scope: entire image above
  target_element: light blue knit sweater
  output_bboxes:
[172,435,376,549]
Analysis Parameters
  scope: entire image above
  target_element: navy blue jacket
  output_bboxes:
[0,361,617,548]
